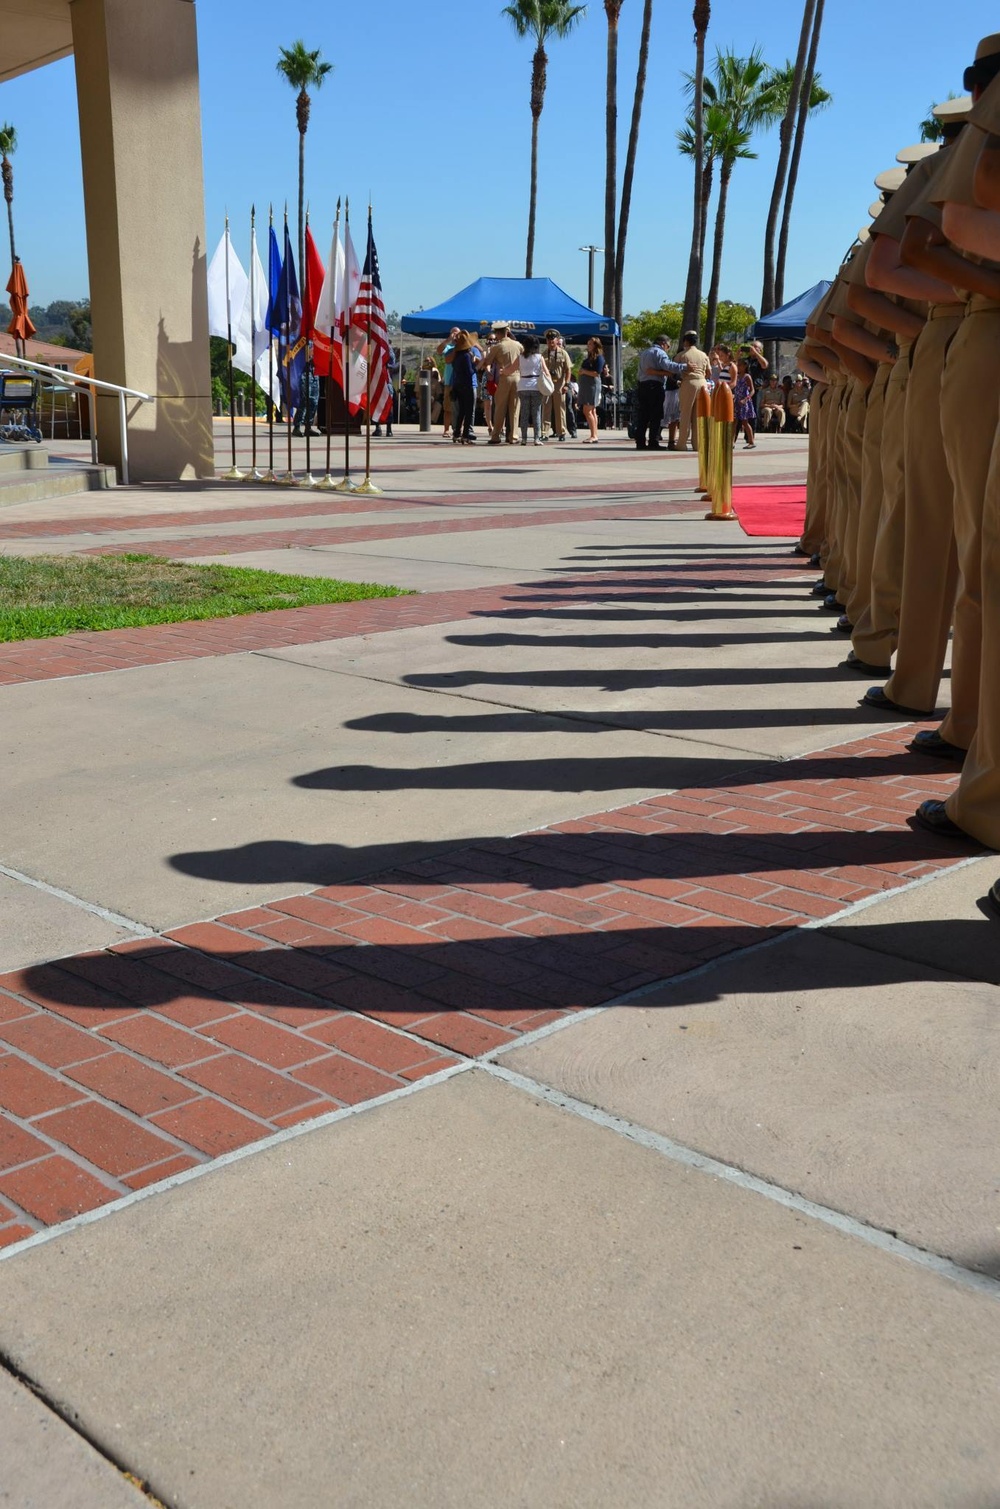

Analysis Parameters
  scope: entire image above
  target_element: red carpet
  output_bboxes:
[731,484,807,538]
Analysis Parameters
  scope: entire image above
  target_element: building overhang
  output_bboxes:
[0,1,73,84]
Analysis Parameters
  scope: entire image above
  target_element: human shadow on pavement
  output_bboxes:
[446,630,837,649]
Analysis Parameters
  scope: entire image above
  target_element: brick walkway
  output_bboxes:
[0,544,797,686]
[0,721,974,1245]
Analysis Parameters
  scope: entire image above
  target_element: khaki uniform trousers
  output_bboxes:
[489,377,520,443]
[850,341,914,666]
[947,420,1000,845]
[800,382,829,555]
[677,376,707,451]
[823,380,852,591]
[543,391,565,438]
[845,361,891,628]
[882,304,963,713]
[938,296,1000,749]
[835,377,870,607]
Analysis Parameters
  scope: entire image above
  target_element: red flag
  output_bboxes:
[351,211,392,422]
[302,225,326,341]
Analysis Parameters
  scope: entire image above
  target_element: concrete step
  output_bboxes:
[0,456,117,507]
[0,443,49,475]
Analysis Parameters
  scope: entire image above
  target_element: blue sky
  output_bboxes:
[0,0,988,318]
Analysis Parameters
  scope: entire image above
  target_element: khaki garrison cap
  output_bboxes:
[933,94,973,122]
[875,166,907,193]
[897,142,940,164]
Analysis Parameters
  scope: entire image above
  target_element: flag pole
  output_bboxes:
[248,205,264,481]
[263,204,277,483]
[221,215,244,480]
[333,196,355,493]
[354,203,383,497]
[301,205,316,488]
[279,204,296,485]
[317,198,340,492]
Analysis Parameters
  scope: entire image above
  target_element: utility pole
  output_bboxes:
[579,245,603,311]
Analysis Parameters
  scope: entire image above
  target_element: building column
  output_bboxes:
[71,0,214,481]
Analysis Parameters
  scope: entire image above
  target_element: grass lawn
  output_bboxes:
[0,554,409,642]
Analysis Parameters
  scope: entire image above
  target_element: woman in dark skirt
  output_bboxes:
[578,337,606,443]
[450,331,478,444]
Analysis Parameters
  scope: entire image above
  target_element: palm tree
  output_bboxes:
[681,0,712,334]
[919,92,957,142]
[276,42,333,277]
[613,0,654,327]
[602,0,624,316]
[774,0,828,306]
[504,0,587,278]
[760,0,815,321]
[677,112,716,308]
[690,49,780,348]
[0,123,17,274]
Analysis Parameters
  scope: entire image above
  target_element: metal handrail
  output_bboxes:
[0,351,153,484]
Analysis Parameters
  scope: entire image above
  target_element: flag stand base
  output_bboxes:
[352,477,383,496]
[278,471,297,486]
[704,511,737,521]
[315,474,337,491]
[248,468,265,482]
[260,470,277,484]
[332,475,357,493]
[299,473,318,489]
[221,466,245,481]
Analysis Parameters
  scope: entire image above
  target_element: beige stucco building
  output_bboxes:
[1,0,214,481]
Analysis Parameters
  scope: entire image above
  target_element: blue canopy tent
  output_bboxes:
[400,277,619,341]
[752,279,832,342]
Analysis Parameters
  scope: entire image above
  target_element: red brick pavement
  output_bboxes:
[0,545,804,687]
[0,724,976,1247]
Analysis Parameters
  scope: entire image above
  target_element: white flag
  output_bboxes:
[206,226,248,341]
[341,219,362,329]
[233,223,276,403]
[313,211,343,341]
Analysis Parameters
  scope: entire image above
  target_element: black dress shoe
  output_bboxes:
[810,581,829,597]
[832,614,853,634]
[912,800,970,839]
[820,595,843,612]
[861,686,933,715]
[984,879,1000,919]
[841,652,891,674]
[907,729,966,760]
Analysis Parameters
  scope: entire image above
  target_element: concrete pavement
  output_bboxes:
[0,428,997,1506]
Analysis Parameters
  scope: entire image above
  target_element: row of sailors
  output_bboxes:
[797,33,1000,909]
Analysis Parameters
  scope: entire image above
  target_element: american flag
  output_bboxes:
[352,211,392,422]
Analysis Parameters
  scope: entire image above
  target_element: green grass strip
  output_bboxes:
[0,554,410,643]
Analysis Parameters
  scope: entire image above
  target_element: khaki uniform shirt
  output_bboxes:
[679,345,711,381]
[546,346,573,388]
[481,336,523,377]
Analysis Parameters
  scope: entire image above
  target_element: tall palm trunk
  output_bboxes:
[525,42,547,277]
[703,160,732,351]
[613,0,653,328]
[775,0,824,305]
[760,0,814,319]
[1,157,14,272]
[296,86,310,278]
[682,0,711,333]
[603,2,622,317]
[698,157,713,274]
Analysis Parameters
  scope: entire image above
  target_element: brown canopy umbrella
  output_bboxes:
[6,260,36,355]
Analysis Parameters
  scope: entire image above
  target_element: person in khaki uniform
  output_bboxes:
[787,375,811,431]
[911,54,1000,842]
[900,49,1000,781]
[675,331,711,450]
[844,168,933,672]
[853,134,969,712]
[481,322,523,445]
[757,374,786,431]
[542,329,572,440]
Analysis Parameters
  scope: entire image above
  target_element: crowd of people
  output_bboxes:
[390,326,813,449]
[796,32,1000,898]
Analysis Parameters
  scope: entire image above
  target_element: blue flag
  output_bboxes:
[264,223,282,336]
[273,223,306,409]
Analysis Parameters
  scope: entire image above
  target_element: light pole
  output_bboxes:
[579,245,603,311]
